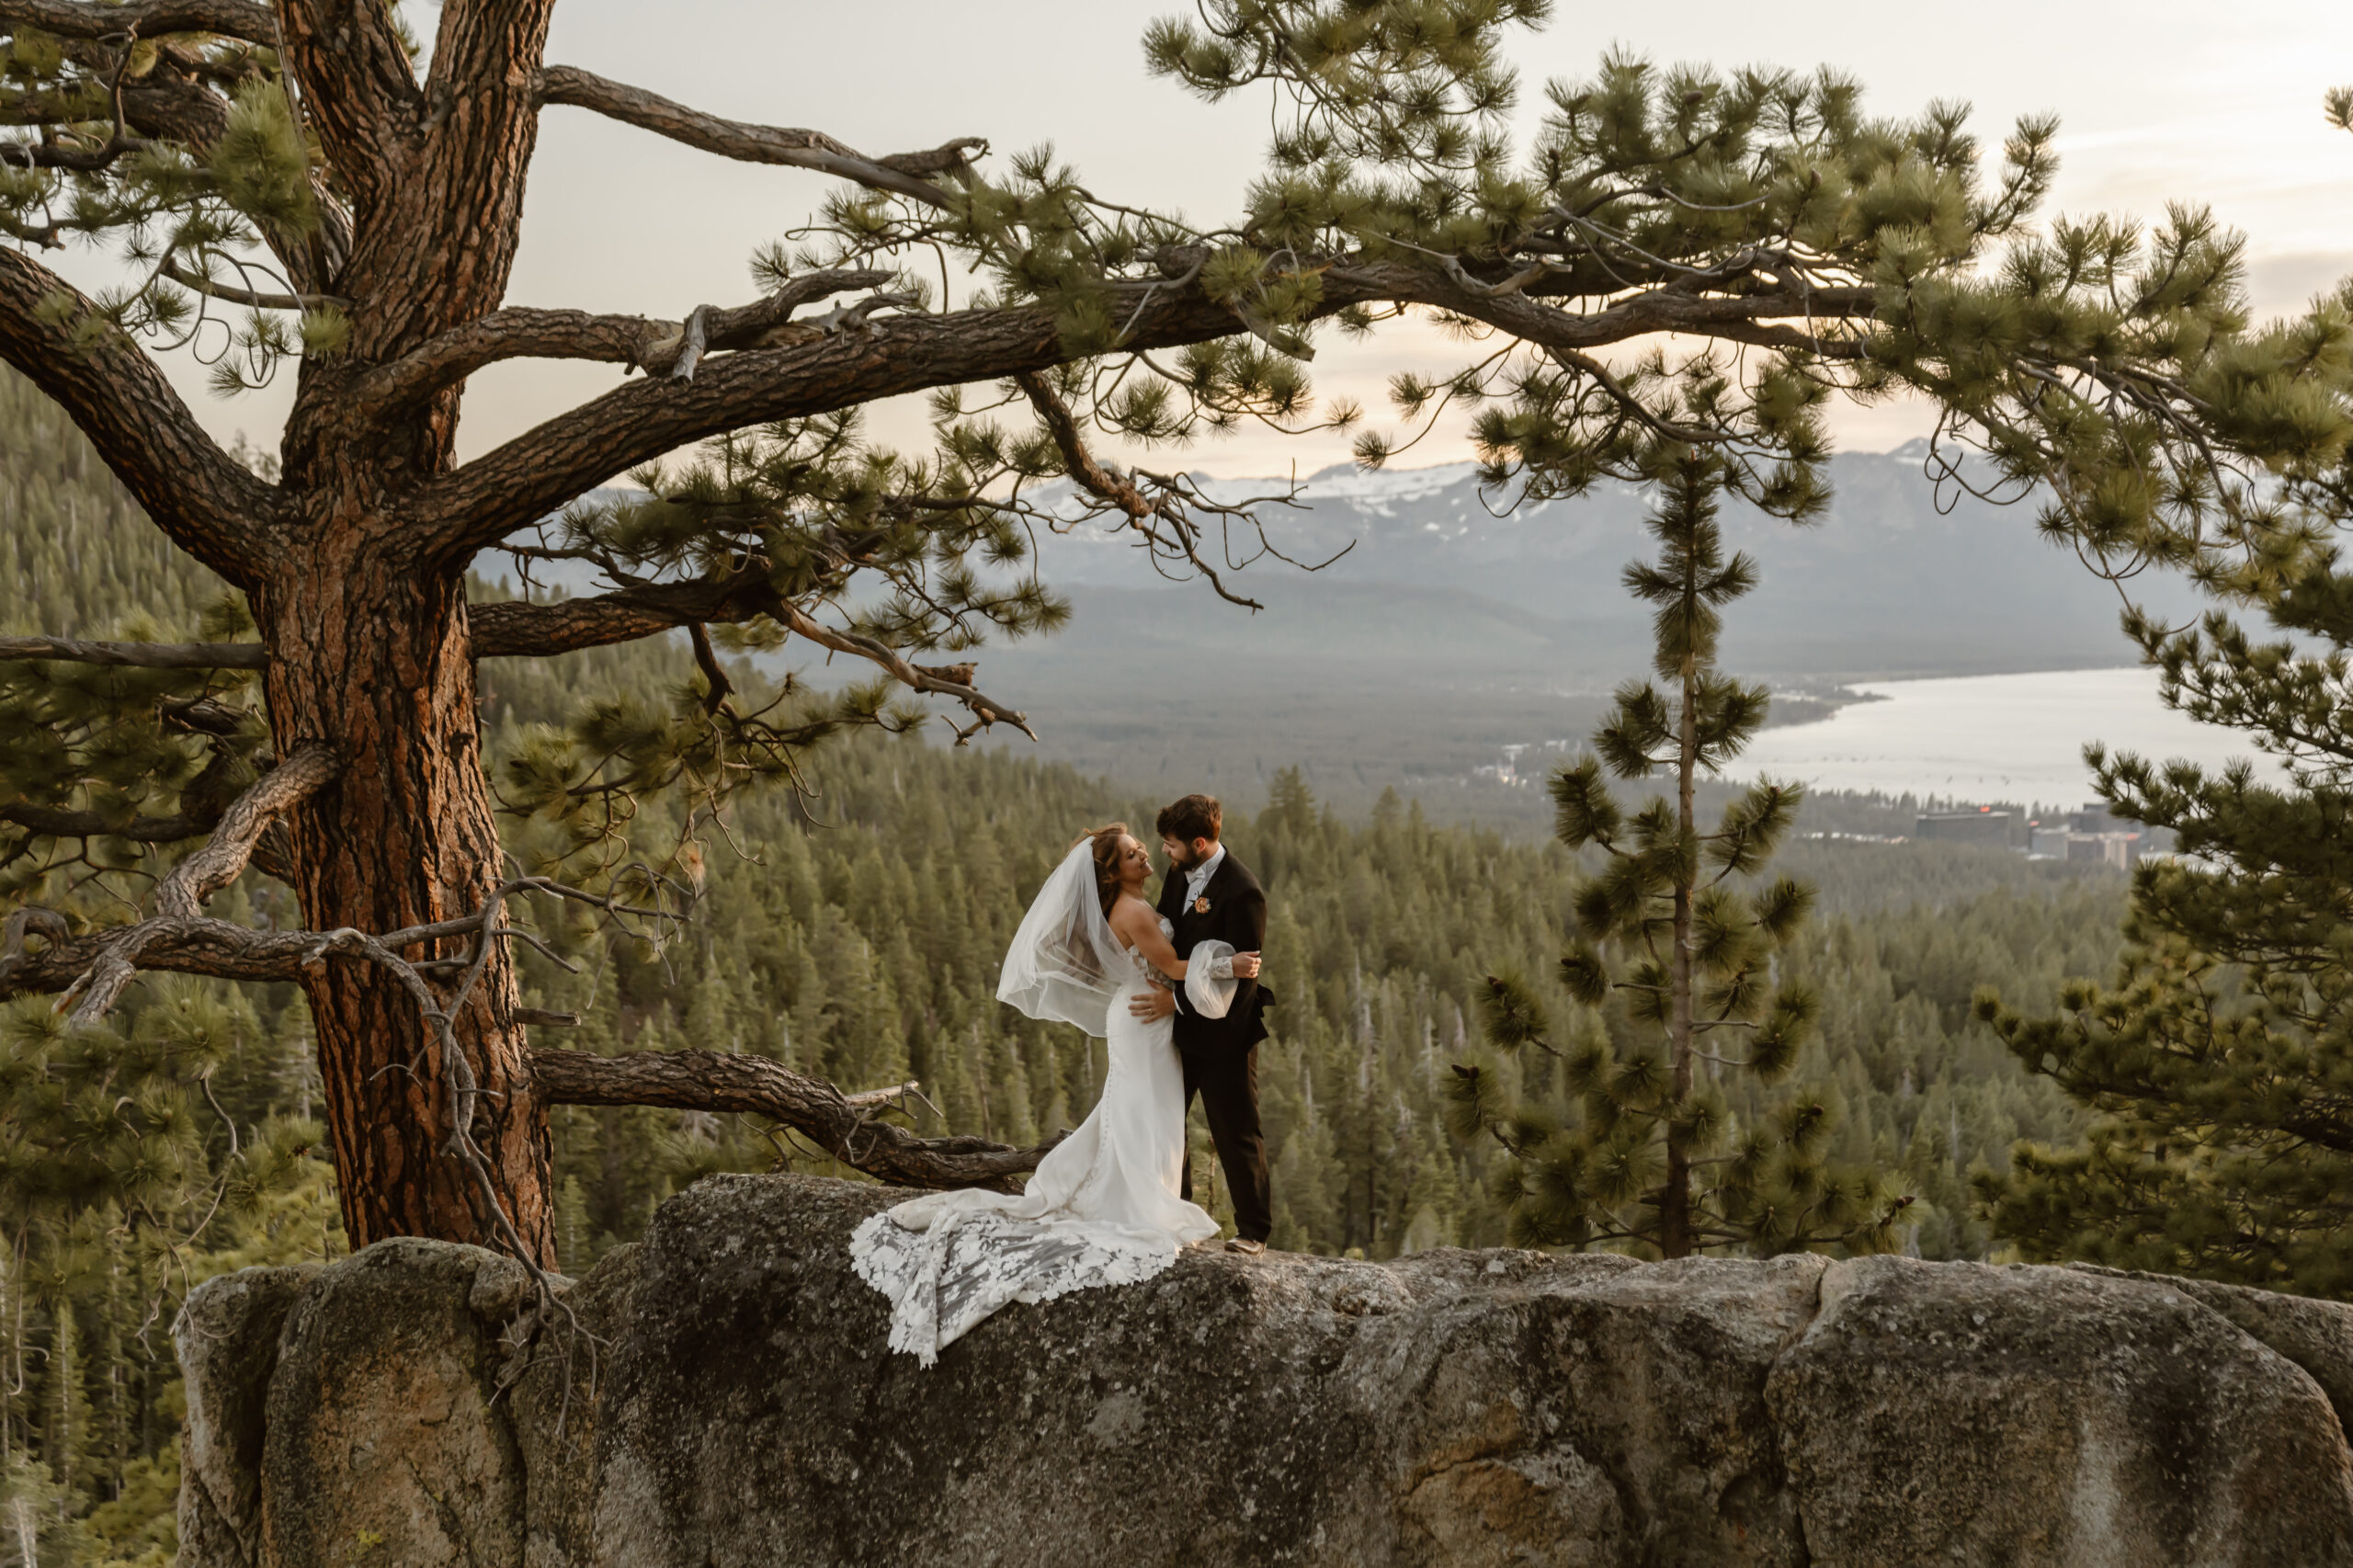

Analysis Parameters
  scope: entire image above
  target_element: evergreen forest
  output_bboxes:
[3,364,2136,1560]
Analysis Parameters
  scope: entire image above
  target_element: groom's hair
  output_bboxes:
[1156,794,1222,845]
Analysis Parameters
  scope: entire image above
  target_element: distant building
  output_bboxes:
[2073,802,2120,835]
[1914,810,2014,848]
[2025,826,2162,868]
[2020,804,2178,868]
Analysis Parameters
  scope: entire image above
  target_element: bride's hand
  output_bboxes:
[1232,951,1262,980]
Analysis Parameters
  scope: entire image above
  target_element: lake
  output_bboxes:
[1738,666,2277,806]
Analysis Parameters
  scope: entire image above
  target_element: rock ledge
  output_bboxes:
[177,1173,2353,1567]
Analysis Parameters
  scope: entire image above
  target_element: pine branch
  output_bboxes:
[159,261,350,313]
[412,256,1878,564]
[3,574,1041,743]
[0,0,276,41]
[1,804,220,843]
[115,72,234,147]
[406,276,1328,559]
[469,573,1032,734]
[1397,261,1875,361]
[0,249,282,585]
[686,621,733,715]
[468,579,770,659]
[0,131,153,172]
[345,269,896,422]
[528,1046,1064,1190]
[533,65,979,210]
[0,635,266,668]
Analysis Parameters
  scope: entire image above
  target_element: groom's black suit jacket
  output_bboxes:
[1155,849,1270,1049]
[1155,846,1274,1242]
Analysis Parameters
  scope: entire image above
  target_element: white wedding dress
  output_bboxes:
[850,845,1228,1366]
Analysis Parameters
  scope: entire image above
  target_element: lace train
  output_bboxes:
[849,1208,1179,1366]
[850,925,1217,1366]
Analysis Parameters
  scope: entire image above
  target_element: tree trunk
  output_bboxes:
[1662,653,1699,1260]
[251,0,560,1266]
[257,537,554,1267]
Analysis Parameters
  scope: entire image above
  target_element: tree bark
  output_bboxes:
[257,548,555,1265]
[232,0,566,1266]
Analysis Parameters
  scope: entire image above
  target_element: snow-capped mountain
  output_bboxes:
[1013,442,2200,678]
[494,449,2193,681]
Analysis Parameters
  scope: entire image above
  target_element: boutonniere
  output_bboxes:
[1193,895,1211,915]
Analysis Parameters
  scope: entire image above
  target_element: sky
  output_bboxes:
[71,0,2353,479]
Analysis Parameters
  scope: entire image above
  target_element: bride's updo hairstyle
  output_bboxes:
[1076,824,1131,919]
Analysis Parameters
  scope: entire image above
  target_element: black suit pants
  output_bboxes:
[1178,1036,1272,1243]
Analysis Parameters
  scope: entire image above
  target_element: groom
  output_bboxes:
[1130,793,1273,1254]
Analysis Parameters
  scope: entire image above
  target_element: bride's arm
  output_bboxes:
[1111,900,1190,983]
[1109,900,1261,983]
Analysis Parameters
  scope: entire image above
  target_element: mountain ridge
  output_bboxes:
[1013,443,2196,679]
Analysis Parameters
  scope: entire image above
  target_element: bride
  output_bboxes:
[849,824,1261,1365]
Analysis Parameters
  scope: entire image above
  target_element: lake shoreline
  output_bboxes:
[1733,665,2268,802]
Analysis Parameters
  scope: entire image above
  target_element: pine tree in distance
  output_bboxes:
[1448,446,1909,1258]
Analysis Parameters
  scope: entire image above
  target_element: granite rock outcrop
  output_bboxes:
[176,1174,2353,1566]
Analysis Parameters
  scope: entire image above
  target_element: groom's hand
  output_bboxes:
[1130,987,1176,1021]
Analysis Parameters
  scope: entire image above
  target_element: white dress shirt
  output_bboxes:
[1182,845,1226,911]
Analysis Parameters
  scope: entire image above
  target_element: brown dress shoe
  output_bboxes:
[1224,1237,1267,1256]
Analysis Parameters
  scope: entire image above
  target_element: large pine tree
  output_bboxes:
[0,0,2329,1271]
[1973,88,2353,1296]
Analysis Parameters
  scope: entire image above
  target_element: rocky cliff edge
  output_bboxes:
[176,1173,2353,1567]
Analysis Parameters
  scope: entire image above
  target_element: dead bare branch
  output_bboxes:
[153,743,337,918]
[1017,370,1301,610]
[529,1047,1063,1190]
[51,744,337,1020]
[534,65,977,210]
[767,598,1036,743]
